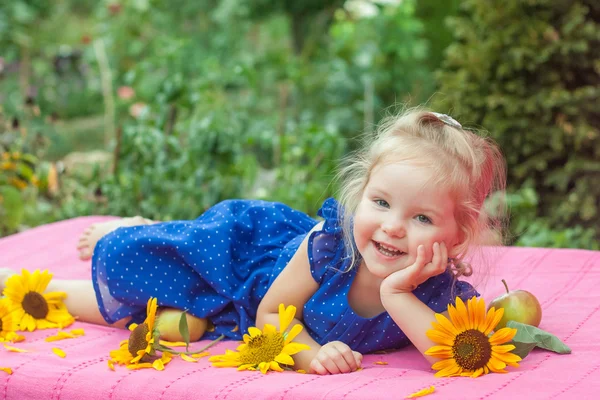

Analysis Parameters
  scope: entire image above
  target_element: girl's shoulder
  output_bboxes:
[308,197,352,283]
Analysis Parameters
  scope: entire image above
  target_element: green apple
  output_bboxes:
[487,279,542,330]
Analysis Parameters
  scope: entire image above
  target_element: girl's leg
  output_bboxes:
[1,270,207,340]
[47,279,208,340]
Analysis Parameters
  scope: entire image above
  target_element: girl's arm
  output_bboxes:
[380,242,450,365]
[381,292,445,365]
[256,222,323,371]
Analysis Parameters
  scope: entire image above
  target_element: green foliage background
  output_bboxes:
[0,0,598,249]
[435,0,599,249]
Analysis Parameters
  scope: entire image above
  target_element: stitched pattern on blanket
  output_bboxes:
[1,217,599,400]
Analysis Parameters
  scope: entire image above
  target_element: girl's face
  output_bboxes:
[353,161,460,281]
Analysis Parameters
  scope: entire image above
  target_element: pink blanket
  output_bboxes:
[1,217,598,399]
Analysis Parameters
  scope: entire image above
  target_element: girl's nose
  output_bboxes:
[381,219,405,237]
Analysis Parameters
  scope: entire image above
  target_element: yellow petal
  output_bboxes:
[52,348,66,358]
[274,352,295,366]
[278,304,296,332]
[263,324,276,334]
[429,321,456,338]
[284,324,303,344]
[43,292,68,303]
[486,357,507,372]
[126,363,153,370]
[159,340,187,347]
[231,325,239,332]
[212,361,242,368]
[70,329,85,336]
[455,297,470,330]
[405,386,435,398]
[0,367,13,375]
[475,297,486,331]
[152,359,165,371]
[426,329,454,346]
[374,361,388,365]
[3,344,28,353]
[424,345,453,358]
[181,354,198,362]
[431,358,456,371]
[248,327,262,338]
[192,352,210,358]
[258,362,270,374]
[45,331,75,342]
[269,361,284,372]
[3,332,25,343]
[492,351,521,367]
[489,327,517,345]
[107,359,115,371]
[491,344,516,354]
[281,342,310,355]
[483,307,504,335]
[434,313,459,336]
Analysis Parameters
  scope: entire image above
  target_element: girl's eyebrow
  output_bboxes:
[368,186,391,197]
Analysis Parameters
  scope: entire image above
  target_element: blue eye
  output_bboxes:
[416,215,432,224]
[374,199,390,208]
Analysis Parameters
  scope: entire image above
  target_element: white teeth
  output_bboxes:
[375,242,403,257]
[380,244,397,252]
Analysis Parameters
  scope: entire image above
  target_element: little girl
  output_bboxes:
[2,108,506,375]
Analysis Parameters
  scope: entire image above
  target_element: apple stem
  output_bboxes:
[502,279,509,293]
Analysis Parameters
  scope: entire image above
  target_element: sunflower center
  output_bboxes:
[128,323,150,359]
[22,291,49,319]
[239,332,285,365]
[452,329,492,370]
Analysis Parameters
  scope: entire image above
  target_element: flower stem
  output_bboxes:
[156,334,225,356]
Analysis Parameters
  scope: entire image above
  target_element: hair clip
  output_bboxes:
[431,112,462,129]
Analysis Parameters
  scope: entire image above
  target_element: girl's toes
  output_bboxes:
[79,247,93,260]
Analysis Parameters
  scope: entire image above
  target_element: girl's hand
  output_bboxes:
[380,242,448,296]
[309,341,363,375]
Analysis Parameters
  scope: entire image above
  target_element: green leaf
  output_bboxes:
[507,321,572,359]
[178,311,190,352]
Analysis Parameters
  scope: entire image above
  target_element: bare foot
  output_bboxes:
[77,216,155,260]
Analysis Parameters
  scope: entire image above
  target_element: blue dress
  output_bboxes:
[92,198,477,354]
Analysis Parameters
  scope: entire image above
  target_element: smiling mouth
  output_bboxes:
[373,241,405,258]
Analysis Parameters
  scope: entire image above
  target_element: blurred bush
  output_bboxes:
[435,0,600,248]
[1,0,597,250]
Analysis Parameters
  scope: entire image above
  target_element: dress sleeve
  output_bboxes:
[414,270,480,314]
[307,198,350,284]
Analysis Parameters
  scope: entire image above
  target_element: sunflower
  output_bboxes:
[2,269,74,332]
[425,296,522,378]
[209,304,311,374]
[108,297,172,370]
[0,299,24,342]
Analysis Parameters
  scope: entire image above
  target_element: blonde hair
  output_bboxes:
[336,107,507,280]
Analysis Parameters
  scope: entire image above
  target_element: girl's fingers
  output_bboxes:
[441,242,448,266]
[431,242,441,268]
[331,342,358,372]
[414,245,426,269]
[352,351,363,368]
[316,347,343,374]
[310,359,329,375]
